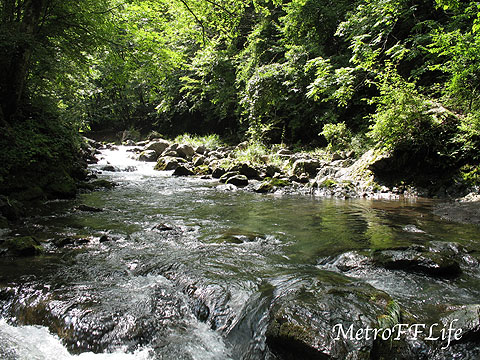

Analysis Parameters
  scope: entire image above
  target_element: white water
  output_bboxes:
[0,319,152,360]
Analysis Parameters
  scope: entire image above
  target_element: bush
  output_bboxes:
[320,122,352,151]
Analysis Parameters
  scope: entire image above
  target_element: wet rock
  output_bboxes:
[173,165,194,176]
[145,140,170,156]
[372,247,462,277]
[255,178,290,193]
[123,139,135,146]
[90,179,115,189]
[213,229,266,244]
[219,171,240,183]
[138,150,158,162]
[154,156,187,171]
[266,272,392,360]
[99,235,110,243]
[1,236,43,256]
[176,144,195,159]
[277,148,293,156]
[226,175,249,187]
[193,155,205,167]
[54,237,75,247]
[152,223,175,231]
[101,165,117,172]
[212,167,226,178]
[292,159,321,178]
[76,204,103,212]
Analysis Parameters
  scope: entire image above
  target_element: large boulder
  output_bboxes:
[138,150,158,162]
[154,156,187,171]
[173,165,194,176]
[266,271,393,359]
[176,144,195,159]
[292,159,322,178]
[145,140,170,156]
[225,175,248,187]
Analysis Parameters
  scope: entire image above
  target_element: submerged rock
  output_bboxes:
[372,247,462,277]
[76,204,103,212]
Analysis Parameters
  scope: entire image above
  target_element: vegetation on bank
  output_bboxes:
[1,0,480,204]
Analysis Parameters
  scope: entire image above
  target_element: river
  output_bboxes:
[0,146,479,359]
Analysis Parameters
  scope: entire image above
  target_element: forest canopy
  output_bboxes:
[1,0,480,195]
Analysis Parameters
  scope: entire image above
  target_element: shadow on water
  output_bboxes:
[1,146,480,359]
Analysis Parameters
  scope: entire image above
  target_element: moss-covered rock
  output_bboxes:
[1,236,43,256]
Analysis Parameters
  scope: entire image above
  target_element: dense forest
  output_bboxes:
[1,0,480,200]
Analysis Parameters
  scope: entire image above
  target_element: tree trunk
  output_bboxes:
[0,0,47,121]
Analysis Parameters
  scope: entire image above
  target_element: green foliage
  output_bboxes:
[173,133,224,149]
[321,122,352,151]
[367,68,443,151]
[377,300,402,330]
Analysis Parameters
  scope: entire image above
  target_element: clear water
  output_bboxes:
[1,146,479,359]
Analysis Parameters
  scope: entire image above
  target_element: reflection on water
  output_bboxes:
[1,147,479,359]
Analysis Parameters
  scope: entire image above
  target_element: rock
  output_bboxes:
[219,171,240,183]
[213,229,265,244]
[161,150,177,157]
[173,165,194,176]
[154,157,187,171]
[226,175,249,187]
[76,204,103,212]
[121,130,139,143]
[176,144,195,159]
[90,179,115,189]
[46,172,77,199]
[265,164,281,178]
[292,159,321,178]
[255,178,290,193]
[123,139,135,146]
[235,141,249,151]
[99,235,110,243]
[54,237,75,248]
[239,163,261,180]
[372,247,462,277]
[152,223,174,231]
[1,236,43,256]
[145,140,170,156]
[193,155,205,167]
[212,167,226,178]
[138,150,158,162]
[101,165,117,172]
[331,152,343,161]
[266,272,393,360]
[195,145,207,154]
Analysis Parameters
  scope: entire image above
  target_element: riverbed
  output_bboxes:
[0,146,479,359]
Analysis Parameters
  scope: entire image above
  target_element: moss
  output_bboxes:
[319,178,337,188]
[1,236,43,256]
[194,164,211,175]
[45,172,77,198]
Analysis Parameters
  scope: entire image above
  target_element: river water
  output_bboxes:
[0,146,479,359]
